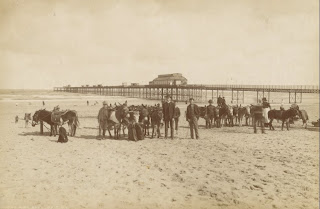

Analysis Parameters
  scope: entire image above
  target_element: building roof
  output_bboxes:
[152,73,187,82]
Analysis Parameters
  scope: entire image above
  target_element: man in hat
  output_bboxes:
[97,101,109,139]
[206,99,215,128]
[251,104,266,134]
[222,97,226,106]
[217,95,222,106]
[162,95,175,139]
[186,98,200,139]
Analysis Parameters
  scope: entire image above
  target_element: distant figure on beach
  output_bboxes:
[15,103,18,106]
[24,113,31,128]
[42,101,45,106]
[15,115,19,123]
[186,98,200,139]
[163,95,175,139]
[87,101,89,106]
[173,102,180,135]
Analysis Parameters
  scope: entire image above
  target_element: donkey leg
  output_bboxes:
[157,125,161,138]
[108,129,112,138]
[151,125,154,138]
[54,125,57,137]
[50,125,53,136]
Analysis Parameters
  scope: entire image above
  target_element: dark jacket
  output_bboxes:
[98,107,109,121]
[262,101,271,109]
[206,104,214,115]
[163,102,175,121]
[186,104,200,120]
[174,107,181,119]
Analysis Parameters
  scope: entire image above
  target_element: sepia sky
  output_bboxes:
[0,0,318,89]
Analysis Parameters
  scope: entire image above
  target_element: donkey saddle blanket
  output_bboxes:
[51,110,67,125]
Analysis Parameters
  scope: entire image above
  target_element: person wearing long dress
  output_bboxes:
[262,97,271,124]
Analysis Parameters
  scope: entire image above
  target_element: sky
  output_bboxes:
[0,0,318,89]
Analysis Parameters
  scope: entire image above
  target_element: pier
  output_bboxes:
[54,84,319,104]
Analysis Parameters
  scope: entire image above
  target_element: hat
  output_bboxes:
[208,99,213,103]
[262,97,267,101]
[189,98,194,101]
[103,101,108,105]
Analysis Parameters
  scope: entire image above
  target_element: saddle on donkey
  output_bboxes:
[51,105,66,125]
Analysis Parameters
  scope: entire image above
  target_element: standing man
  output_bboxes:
[222,97,226,106]
[97,101,109,139]
[251,105,265,134]
[162,95,175,139]
[173,101,181,135]
[186,98,200,139]
[206,99,215,128]
[42,101,45,106]
[87,100,89,106]
[217,95,222,106]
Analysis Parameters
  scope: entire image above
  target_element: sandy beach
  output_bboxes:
[0,91,318,209]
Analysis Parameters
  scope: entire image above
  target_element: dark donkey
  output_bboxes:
[60,110,80,136]
[281,108,300,131]
[150,107,163,138]
[267,109,284,130]
[139,105,150,136]
[32,109,57,136]
[268,108,300,131]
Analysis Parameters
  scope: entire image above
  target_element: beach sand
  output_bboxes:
[0,92,318,209]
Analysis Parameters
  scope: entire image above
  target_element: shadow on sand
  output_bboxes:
[19,131,52,137]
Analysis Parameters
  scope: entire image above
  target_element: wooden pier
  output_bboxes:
[54,84,319,104]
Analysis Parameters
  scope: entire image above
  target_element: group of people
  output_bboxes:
[162,95,200,139]
[95,94,297,139]
[96,95,202,140]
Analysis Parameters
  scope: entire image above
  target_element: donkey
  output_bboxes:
[150,107,163,138]
[32,109,57,136]
[106,103,130,139]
